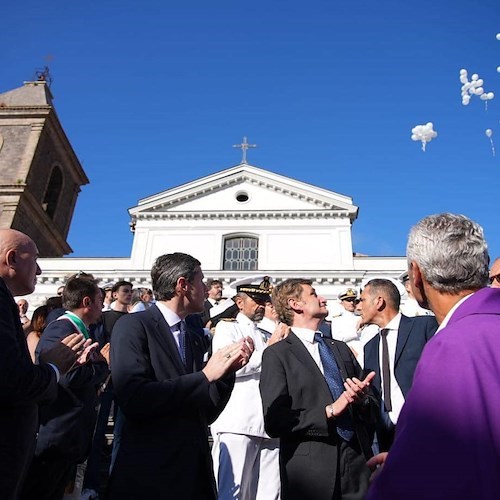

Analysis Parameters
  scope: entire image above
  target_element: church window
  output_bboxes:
[223,235,258,271]
[42,165,63,219]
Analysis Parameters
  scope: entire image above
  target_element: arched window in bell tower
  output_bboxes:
[42,165,63,219]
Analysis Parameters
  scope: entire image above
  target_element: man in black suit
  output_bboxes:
[200,278,224,327]
[361,279,437,451]
[22,273,110,500]
[260,278,377,500]
[108,252,254,499]
[0,229,86,500]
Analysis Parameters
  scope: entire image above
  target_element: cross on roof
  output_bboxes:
[233,136,256,164]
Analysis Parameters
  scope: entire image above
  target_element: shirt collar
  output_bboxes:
[155,301,182,328]
[292,327,317,344]
[435,293,474,334]
[383,312,402,331]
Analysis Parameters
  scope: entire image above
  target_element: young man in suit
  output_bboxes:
[361,279,437,451]
[260,278,377,500]
[367,213,500,500]
[0,229,86,500]
[22,273,110,500]
[108,252,254,499]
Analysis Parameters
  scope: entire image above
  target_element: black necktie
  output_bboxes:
[314,333,354,441]
[178,321,187,366]
[380,328,392,412]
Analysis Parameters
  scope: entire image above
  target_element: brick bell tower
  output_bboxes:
[0,71,88,256]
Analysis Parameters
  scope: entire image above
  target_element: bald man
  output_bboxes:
[489,257,500,288]
[0,229,86,499]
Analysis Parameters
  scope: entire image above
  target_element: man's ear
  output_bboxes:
[82,296,92,308]
[5,249,16,268]
[176,276,188,294]
[410,261,424,290]
[287,297,301,313]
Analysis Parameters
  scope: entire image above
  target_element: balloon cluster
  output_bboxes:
[459,69,495,106]
[411,122,438,152]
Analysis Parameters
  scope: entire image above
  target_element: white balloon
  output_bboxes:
[476,79,483,86]
[497,66,500,73]
[460,68,467,75]
[480,94,488,101]
[487,92,495,99]
[486,129,493,138]
[471,73,479,80]
[476,87,484,95]
[496,33,500,40]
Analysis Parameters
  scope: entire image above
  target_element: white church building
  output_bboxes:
[29,162,407,312]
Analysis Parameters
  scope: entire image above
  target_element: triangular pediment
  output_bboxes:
[129,164,358,219]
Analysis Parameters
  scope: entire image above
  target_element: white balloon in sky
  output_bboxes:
[496,33,500,40]
[487,92,495,99]
[486,129,493,138]
[497,66,500,73]
[471,73,479,81]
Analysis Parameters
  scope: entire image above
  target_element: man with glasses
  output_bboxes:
[489,257,500,288]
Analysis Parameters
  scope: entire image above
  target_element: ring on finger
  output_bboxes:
[225,353,231,359]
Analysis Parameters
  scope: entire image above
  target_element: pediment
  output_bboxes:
[129,163,358,219]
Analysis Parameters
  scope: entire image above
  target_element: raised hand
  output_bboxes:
[39,333,85,375]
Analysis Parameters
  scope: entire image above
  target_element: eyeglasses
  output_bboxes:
[489,274,500,285]
[342,298,357,303]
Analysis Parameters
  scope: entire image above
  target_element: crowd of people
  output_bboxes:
[1,211,499,499]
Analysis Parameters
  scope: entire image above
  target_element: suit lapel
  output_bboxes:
[395,315,412,367]
[149,305,187,374]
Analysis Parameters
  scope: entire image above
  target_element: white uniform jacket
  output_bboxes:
[210,313,269,438]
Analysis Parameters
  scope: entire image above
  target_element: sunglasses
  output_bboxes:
[342,298,357,303]
[489,274,500,285]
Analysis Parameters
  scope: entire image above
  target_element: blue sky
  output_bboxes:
[2,0,500,260]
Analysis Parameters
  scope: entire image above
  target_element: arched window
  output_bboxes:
[42,166,63,219]
[223,235,259,271]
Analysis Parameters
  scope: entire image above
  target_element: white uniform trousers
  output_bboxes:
[212,432,281,500]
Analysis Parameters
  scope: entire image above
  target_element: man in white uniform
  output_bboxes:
[330,288,362,355]
[211,277,284,500]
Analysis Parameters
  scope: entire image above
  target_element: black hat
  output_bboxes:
[236,276,272,302]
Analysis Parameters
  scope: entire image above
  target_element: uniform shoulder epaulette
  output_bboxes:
[221,318,237,322]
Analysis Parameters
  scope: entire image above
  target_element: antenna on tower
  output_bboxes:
[34,55,54,87]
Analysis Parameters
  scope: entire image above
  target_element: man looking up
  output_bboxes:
[367,213,500,500]
[0,229,86,500]
[211,277,286,500]
[260,279,376,500]
[109,253,254,499]
[361,279,437,451]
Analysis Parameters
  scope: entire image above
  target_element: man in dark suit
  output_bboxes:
[0,229,86,500]
[108,252,254,499]
[22,273,110,500]
[200,278,224,327]
[260,278,377,500]
[361,279,437,451]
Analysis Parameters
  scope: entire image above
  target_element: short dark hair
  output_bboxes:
[45,296,62,311]
[365,279,401,310]
[207,279,222,289]
[112,281,133,293]
[62,273,99,310]
[151,253,201,301]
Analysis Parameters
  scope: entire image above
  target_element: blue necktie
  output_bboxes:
[178,321,187,366]
[314,333,354,441]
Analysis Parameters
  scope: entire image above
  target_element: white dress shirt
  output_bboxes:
[155,301,184,353]
[292,327,325,375]
[378,314,405,424]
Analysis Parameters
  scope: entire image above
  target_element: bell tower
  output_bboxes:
[0,74,88,256]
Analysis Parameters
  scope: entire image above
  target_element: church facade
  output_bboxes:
[32,163,407,310]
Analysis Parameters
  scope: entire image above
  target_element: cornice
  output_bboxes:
[133,210,352,221]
